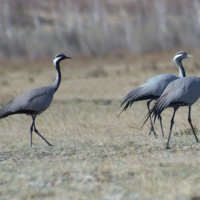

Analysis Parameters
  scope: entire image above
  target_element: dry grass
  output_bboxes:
[1,52,200,199]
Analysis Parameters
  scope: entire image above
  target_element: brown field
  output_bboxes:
[1,52,200,200]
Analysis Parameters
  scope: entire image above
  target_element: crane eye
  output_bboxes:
[55,54,64,58]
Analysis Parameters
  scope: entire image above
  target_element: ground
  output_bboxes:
[1,52,200,200]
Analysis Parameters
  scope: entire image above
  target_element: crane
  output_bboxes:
[119,51,192,137]
[145,76,200,148]
[0,53,71,147]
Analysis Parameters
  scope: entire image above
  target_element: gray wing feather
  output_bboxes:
[0,86,54,118]
[120,87,144,111]
[151,76,200,120]
[120,74,179,112]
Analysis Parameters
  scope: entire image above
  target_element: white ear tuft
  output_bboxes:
[173,54,181,62]
[53,56,61,65]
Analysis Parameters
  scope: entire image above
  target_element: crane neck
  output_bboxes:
[52,62,61,92]
[175,59,186,78]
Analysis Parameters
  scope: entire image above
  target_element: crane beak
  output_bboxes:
[187,54,193,58]
[64,56,72,59]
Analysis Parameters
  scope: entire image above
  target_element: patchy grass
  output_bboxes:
[1,53,200,200]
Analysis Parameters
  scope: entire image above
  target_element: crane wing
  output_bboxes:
[0,86,54,118]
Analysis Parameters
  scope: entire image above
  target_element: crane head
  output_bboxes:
[53,54,71,65]
[173,51,193,62]
[54,53,71,60]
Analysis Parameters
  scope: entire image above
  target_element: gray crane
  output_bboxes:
[119,51,192,137]
[0,53,71,147]
[145,76,200,149]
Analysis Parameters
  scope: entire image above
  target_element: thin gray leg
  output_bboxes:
[188,106,199,143]
[30,118,34,147]
[147,100,157,138]
[31,115,53,146]
[159,116,164,137]
[166,108,178,149]
[33,126,53,146]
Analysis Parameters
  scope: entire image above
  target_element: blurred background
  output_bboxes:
[0,0,200,59]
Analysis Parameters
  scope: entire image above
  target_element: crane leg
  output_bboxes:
[147,100,157,138]
[159,115,164,137]
[31,115,53,146]
[30,120,34,147]
[33,126,53,146]
[166,108,178,149]
[188,106,199,143]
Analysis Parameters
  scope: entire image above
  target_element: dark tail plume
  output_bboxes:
[141,104,155,128]
[118,88,142,117]
[0,107,12,119]
[140,101,161,128]
[0,101,16,119]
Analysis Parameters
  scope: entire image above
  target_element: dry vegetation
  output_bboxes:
[1,0,200,58]
[1,52,200,199]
